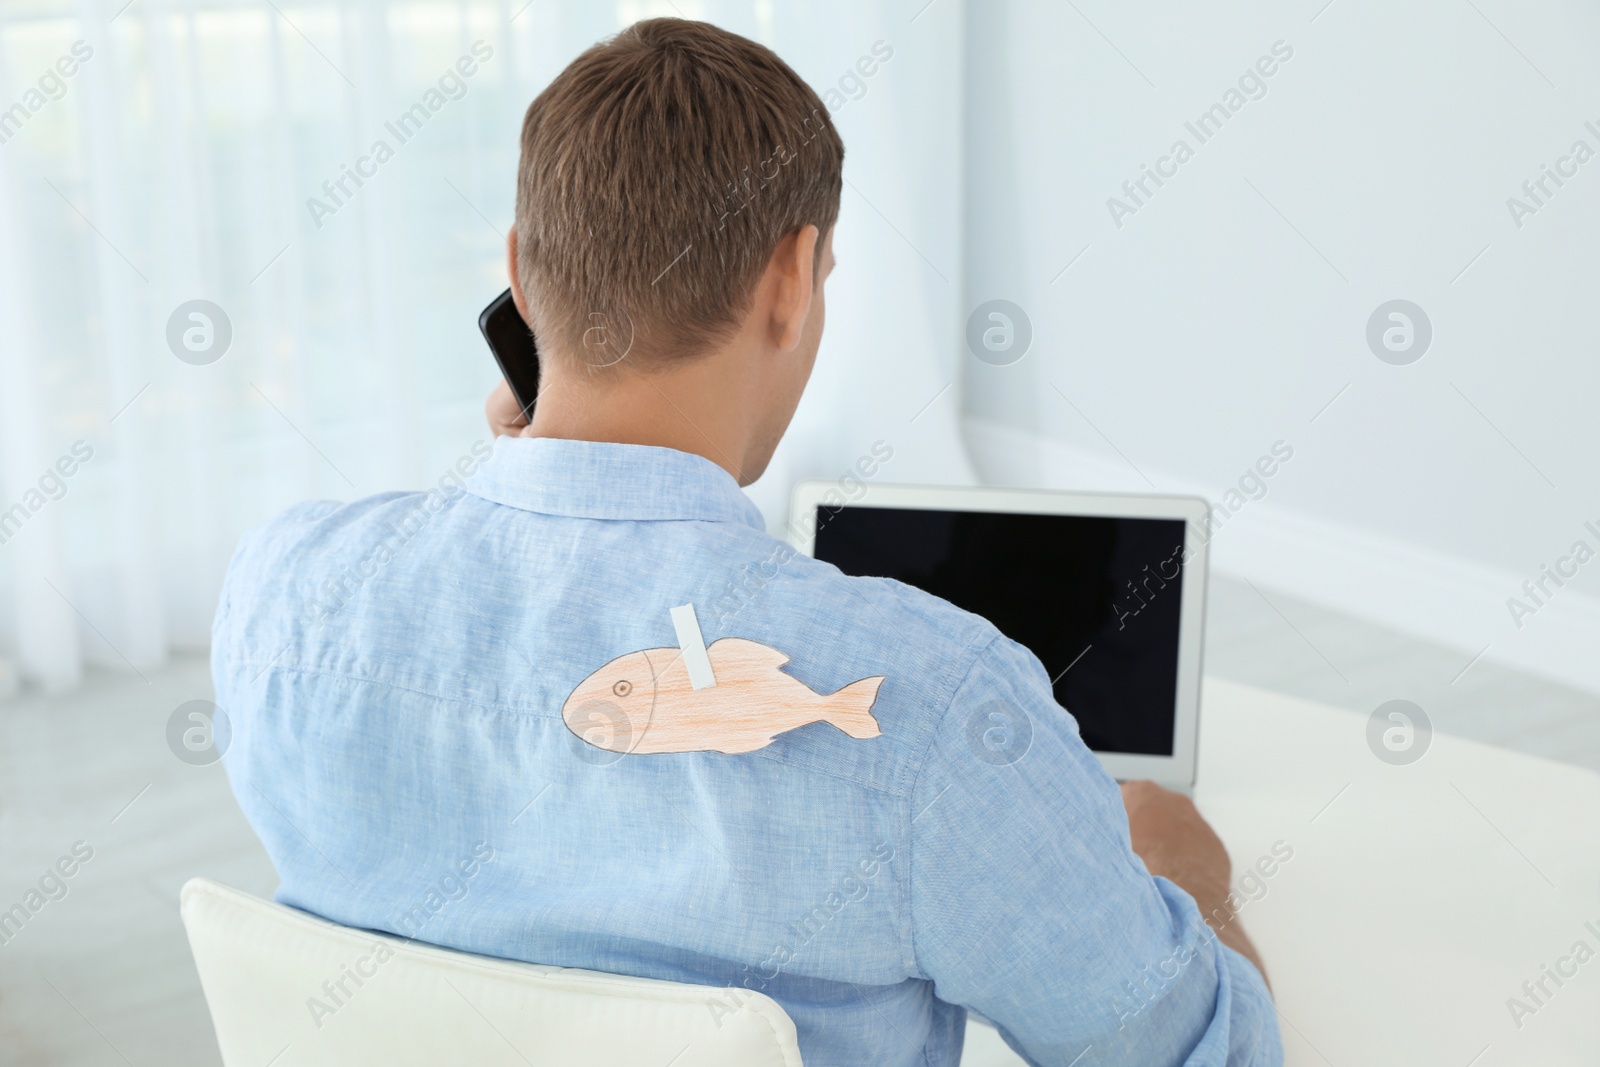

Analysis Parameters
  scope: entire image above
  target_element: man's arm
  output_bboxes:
[1120,780,1268,987]
[908,636,1280,1066]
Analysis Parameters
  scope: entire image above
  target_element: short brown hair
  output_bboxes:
[515,19,844,368]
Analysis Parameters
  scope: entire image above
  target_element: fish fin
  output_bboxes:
[826,676,885,739]
[707,637,791,669]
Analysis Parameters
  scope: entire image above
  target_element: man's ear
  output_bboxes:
[771,224,819,352]
[506,227,532,325]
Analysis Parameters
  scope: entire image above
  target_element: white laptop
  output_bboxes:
[789,482,1209,790]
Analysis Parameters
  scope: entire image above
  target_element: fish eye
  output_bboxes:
[612,680,632,697]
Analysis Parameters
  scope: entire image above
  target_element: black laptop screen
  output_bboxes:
[812,505,1186,756]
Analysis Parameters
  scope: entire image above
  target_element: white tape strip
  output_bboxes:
[670,603,716,690]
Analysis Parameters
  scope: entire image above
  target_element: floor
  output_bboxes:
[2,576,1598,1065]
[0,655,276,1067]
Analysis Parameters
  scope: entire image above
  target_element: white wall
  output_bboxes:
[957,0,1600,693]
[5,0,1598,698]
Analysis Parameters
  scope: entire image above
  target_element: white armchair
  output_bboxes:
[179,878,803,1066]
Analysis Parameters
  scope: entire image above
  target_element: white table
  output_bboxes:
[962,677,1600,1066]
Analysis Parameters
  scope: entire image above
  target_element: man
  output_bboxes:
[213,18,1280,1066]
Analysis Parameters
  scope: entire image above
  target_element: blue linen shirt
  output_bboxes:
[212,435,1281,1066]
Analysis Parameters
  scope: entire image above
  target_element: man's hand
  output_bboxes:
[1119,780,1270,990]
[486,379,532,439]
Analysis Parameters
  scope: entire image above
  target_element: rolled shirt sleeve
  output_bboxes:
[908,636,1282,1066]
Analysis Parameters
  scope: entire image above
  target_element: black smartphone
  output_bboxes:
[478,288,540,419]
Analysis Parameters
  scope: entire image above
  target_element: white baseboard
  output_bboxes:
[962,418,1600,697]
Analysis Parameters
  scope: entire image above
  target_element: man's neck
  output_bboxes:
[526,356,758,485]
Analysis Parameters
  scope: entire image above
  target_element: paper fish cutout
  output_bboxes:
[563,637,884,755]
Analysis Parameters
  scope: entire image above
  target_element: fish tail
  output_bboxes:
[827,676,885,738]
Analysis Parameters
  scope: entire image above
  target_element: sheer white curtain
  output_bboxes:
[0,0,973,693]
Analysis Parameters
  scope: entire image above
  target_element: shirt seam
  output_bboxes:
[228,658,520,715]
[227,657,911,798]
[459,492,763,528]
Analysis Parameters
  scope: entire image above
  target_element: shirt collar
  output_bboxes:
[464,436,767,531]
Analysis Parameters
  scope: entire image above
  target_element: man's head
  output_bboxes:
[501,19,844,485]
